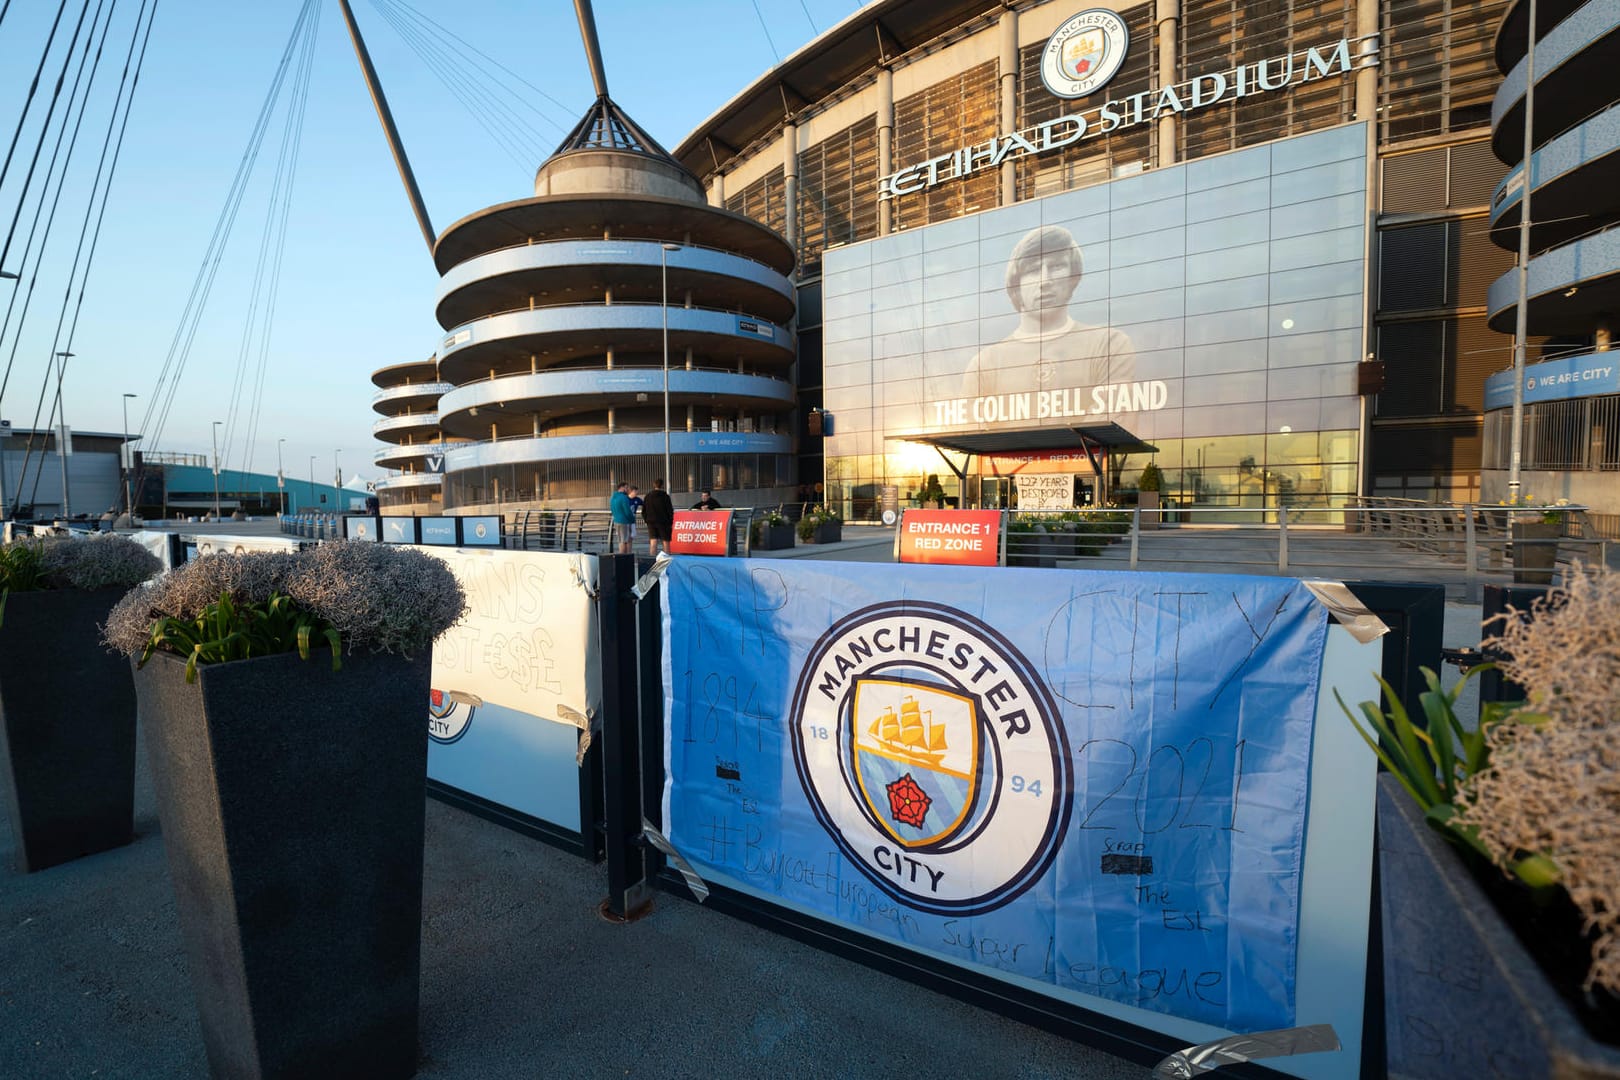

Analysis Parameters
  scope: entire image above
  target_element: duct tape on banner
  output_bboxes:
[557,704,595,766]
[1302,580,1389,644]
[569,554,599,599]
[632,552,673,600]
[641,820,710,902]
[1153,1023,1341,1077]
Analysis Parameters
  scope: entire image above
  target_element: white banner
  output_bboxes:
[1015,473,1074,510]
[422,547,600,739]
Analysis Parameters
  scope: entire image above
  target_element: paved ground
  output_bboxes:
[0,745,1148,1080]
[0,515,1523,1077]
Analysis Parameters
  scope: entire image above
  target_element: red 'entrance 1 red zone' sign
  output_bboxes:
[670,510,733,556]
[895,509,1004,566]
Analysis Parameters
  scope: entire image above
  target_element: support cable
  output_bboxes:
[0,0,70,205]
[0,0,94,275]
[138,0,313,456]
[225,4,317,477]
[14,0,142,513]
[377,0,573,132]
[369,0,544,173]
[0,0,112,400]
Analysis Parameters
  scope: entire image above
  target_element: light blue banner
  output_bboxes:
[1484,351,1620,410]
[661,560,1330,1031]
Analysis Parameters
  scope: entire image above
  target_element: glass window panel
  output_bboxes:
[1271,226,1364,272]
[1187,241,1271,284]
[1186,273,1272,317]
[1186,176,1272,223]
[1267,260,1363,305]
[1186,338,1268,376]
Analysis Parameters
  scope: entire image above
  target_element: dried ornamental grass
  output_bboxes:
[2,532,162,592]
[1454,565,1620,994]
[103,541,465,659]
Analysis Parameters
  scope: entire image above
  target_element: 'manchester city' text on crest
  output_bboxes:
[790,601,1072,915]
[1041,9,1130,100]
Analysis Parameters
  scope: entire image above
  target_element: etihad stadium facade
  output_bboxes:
[374,0,1610,520]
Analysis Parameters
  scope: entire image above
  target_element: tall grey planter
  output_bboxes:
[135,648,432,1080]
[1378,775,1620,1078]
[0,587,136,872]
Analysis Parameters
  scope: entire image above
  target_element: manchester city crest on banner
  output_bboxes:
[791,601,1072,916]
[428,688,481,744]
[1041,9,1130,100]
[852,679,979,847]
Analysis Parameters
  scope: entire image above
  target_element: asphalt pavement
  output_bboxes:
[0,737,1147,1079]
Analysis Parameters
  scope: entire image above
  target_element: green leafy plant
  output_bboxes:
[797,504,841,540]
[1337,665,1557,888]
[1138,462,1163,492]
[751,509,790,545]
[140,591,342,684]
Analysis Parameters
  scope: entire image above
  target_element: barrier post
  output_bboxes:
[1278,508,1289,572]
[599,554,653,920]
[1129,506,1140,570]
[1464,506,1479,602]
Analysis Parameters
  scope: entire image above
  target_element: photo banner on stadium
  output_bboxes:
[660,559,1331,1031]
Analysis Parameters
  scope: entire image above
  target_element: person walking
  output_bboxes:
[642,478,674,556]
[692,489,723,511]
[610,482,635,554]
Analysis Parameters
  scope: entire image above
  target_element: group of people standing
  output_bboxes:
[610,480,724,555]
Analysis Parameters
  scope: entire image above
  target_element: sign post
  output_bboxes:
[670,510,734,556]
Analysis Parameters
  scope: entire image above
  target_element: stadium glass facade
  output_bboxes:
[674,0,1532,520]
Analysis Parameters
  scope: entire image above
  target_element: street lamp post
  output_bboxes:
[210,421,223,521]
[660,242,680,494]
[277,438,286,515]
[1508,0,1539,503]
[120,393,136,521]
[334,449,342,510]
[54,351,73,518]
[309,455,316,512]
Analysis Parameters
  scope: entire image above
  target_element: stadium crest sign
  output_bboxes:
[879,35,1372,200]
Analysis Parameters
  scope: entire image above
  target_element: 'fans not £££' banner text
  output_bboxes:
[659,559,1330,1031]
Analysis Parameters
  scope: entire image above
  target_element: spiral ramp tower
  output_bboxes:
[417,88,796,512]
[1486,0,1620,341]
[370,358,463,515]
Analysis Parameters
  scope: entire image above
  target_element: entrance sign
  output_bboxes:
[660,560,1333,1032]
[423,548,600,831]
[896,509,1003,565]
[672,510,733,556]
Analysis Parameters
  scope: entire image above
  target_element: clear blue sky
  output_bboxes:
[0,0,861,484]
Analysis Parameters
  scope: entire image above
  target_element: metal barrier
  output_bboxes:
[993,503,1606,600]
[506,507,761,557]
[278,513,341,540]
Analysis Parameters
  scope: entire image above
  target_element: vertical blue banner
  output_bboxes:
[661,560,1330,1032]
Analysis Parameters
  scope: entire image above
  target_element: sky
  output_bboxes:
[0,0,865,485]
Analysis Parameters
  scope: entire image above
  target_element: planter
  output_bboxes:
[1511,520,1561,585]
[0,588,136,872]
[1377,775,1620,1079]
[1138,490,1161,530]
[801,522,842,545]
[752,523,796,551]
[135,648,432,1080]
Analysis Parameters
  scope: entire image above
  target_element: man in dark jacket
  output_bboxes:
[642,478,675,555]
[692,489,723,511]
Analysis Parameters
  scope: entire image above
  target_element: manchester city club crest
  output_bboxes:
[790,601,1072,915]
[428,688,481,744]
[1041,9,1130,100]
